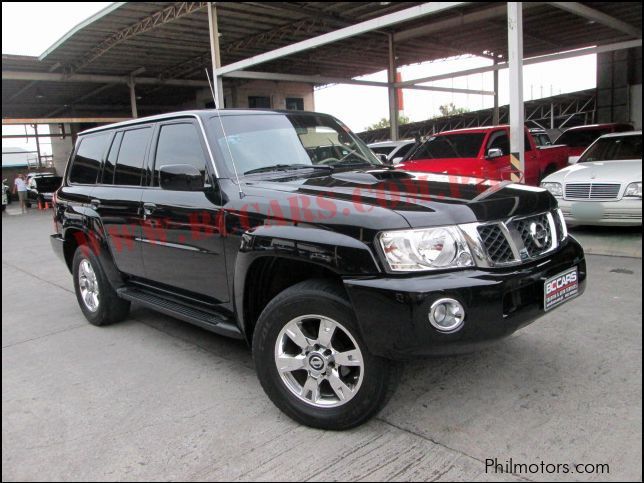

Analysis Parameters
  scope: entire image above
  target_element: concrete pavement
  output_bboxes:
[2,209,642,481]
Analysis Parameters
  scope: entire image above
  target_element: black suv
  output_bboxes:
[51,110,586,429]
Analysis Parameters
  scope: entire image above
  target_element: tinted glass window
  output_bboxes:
[410,133,485,160]
[114,127,151,186]
[395,143,416,159]
[102,131,123,184]
[371,146,396,156]
[34,176,62,192]
[579,134,642,162]
[208,113,381,175]
[153,123,207,186]
[556,129,610,148]
[69,133,111,184]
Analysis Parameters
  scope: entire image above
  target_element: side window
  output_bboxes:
[114,127,151,186]
[395,143,415,159]
[102,131,123,184]
[69,133,111,184]
[486,131,510,156]
[524,133,533,151]
[285,97,304,111]
[152,123,208,187]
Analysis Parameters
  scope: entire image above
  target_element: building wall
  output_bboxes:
[597,46,642,127]
[192,80,315,110]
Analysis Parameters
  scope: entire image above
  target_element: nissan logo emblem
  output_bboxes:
[530,222,550,249]
[309,355,324,371]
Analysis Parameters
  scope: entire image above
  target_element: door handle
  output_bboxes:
[143,203,157,217]
[90,199,101,209]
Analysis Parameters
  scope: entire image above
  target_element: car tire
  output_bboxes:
[253,279,400,430]
[72,245,130,326]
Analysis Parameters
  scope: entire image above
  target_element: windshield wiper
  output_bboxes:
[244,164,333,175]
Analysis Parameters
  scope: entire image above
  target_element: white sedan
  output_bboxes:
[541,131,642,226]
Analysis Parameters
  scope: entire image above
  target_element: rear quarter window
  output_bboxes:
[69,133,111,185]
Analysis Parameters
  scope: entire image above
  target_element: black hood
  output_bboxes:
[240,169,556,229]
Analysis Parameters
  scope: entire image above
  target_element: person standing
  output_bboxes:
[13,174,28,214]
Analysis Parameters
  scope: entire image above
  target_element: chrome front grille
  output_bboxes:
[473,211,564,267]
[477,225,515,264]
[565,183,621,200]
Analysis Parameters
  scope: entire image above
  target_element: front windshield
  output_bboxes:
[408,133,485,160]
[208,113,382,175]
[579,134,642,163]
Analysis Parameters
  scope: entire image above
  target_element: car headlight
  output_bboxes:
[378,226,474,272]
[540,182,563,197]
[624,182,642,198]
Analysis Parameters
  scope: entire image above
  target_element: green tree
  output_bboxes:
[365,114,410,131]
[437,103,469,117]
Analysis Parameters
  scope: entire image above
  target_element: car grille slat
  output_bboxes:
[477,224,515,264]
[476,211,561,266]
[479,224,514,263]
[565,183,621,200]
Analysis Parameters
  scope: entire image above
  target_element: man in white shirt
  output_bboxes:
[13,174,28,214]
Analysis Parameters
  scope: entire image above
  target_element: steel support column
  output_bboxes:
[507,2,525,182]
[388,34,399,141]
[128,77,138,118]
[208,3,224,108]
[493,58,500,125]
[33,124,42,168]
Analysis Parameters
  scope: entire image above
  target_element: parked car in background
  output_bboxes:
[368,139,417,163]
[397,125,570,185]
[26,174,62,207]
[51,109,585,430]
[2,179,8,211]
[541,131,642,226]
[554,123,634,162]
[529,128,553,147]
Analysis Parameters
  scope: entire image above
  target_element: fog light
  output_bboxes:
[429,298,465,332]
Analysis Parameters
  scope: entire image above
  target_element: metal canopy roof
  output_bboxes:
[2,2,642,120]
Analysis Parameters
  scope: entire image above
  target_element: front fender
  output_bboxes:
[233,225,382,339]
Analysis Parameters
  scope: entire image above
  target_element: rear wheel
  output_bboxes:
[253,279,400,430]
[72,246,130,326]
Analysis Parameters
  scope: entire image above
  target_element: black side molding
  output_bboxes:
[117,287,243,340]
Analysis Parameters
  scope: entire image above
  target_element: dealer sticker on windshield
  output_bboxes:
[544,267,579,312]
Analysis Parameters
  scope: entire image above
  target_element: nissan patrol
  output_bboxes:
[51,110,586,429]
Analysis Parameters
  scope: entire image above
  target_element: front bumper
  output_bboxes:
[558,198,642,226]
[343,237,586,359]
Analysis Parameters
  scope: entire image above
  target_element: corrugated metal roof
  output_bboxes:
[2,2,642,119]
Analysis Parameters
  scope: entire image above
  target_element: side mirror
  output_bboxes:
[486,148,504,159]
[376,153,391,164]
[159,164,204,191]
[391,156,403,165]
[568,156,580,165]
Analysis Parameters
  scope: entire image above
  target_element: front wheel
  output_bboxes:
[253,279,400,430]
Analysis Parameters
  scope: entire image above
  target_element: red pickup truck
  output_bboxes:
[397,125,570,186]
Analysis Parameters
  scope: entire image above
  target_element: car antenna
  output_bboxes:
[206,68,244,199]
